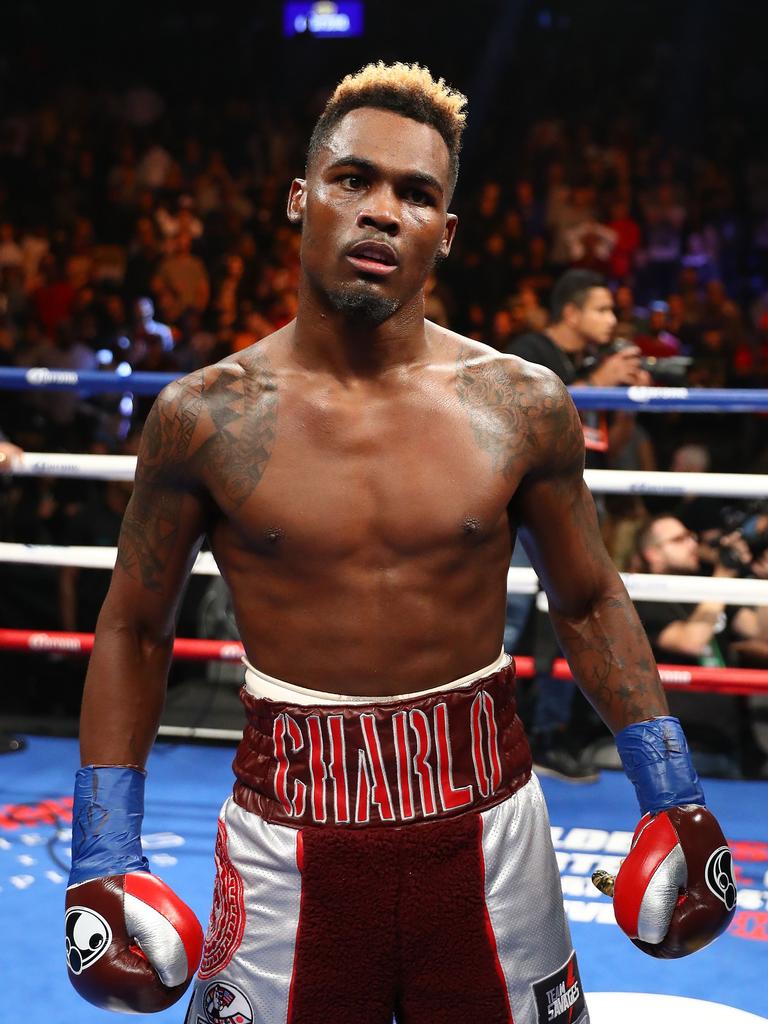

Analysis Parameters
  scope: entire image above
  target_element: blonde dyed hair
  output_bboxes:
[307,61,468,195]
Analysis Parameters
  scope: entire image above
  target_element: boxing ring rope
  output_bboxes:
[2,364,768,410]
[2,628,765,743]
[2,369,767,740]
[1,627,764,695]
[8,451,768,499]
[1,542,767,606]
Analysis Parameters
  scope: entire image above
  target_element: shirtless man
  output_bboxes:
[65,64,735,1024]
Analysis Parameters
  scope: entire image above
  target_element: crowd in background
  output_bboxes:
[2,81,767,523]
[1,71,767,776]
[1,82,768,448]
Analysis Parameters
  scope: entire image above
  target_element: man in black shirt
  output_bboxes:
[635,514,768,776]
[509,269,645,444]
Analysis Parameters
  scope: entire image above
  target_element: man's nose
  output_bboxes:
[356,190,400,235]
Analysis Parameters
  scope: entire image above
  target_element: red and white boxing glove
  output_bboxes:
[594,717,737,958]
[611,804,736,958]
[66,766,203,1013]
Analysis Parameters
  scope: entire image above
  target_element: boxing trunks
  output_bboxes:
[184,653,588,1024]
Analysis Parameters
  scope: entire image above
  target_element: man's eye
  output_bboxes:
[341,175,365,189]
[407,189,432,206]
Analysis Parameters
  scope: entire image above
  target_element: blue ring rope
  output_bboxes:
[0,367,767,411]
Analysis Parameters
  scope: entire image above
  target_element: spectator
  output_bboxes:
[133,296,174,355]
[635,515,768,776]
[548,184,595,268]
[607,201,641,281]
[152,230,210,316]
[633,300,683,356]
[641,183,687,299]
[563,217,617,274]
[124,217,161,301]
[0,222,23,271]
[136,138,174,191]
[155,194,203,242]
[213,253,247,328]
[17,319,97,444]
[31,256,76,338]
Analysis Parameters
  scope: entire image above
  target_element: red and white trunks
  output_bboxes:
[184,656,588,1024]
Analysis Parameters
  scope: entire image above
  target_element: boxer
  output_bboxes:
[67,61,735,1022]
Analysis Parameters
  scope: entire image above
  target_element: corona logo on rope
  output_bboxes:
[28,633,83,652]
[627,385,689,402]
[219,644,246,661]
[25,368,79,387]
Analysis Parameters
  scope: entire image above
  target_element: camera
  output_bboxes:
[720,504,768,555]
[718,503,768,574]
[588,338,692,385]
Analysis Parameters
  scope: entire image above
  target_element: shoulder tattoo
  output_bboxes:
[194,357,278,507]
[455,351,583,479]
[117,356,278,590]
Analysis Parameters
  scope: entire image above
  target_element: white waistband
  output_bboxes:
[243,649,510,706]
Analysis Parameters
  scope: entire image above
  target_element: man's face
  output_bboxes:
[649,309,667,331]
[288,107,457,325]
[645,517,700,574]
[571,287,617,345]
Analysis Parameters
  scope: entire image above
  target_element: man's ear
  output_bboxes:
[562,301,580,328]
[438,213,458,260]
[287,179,307,224]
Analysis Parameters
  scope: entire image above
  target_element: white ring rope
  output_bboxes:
[9,452,768,498]
[1,542,766,606]
[0,543,219,575]
[585,469,768,499]
[13,453,136,481]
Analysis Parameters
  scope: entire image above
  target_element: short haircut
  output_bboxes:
[550,269,607,323]
[307,61,468,198]
[635,514,682,561]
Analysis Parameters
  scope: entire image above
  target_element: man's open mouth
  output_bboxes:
[346,240,399,276]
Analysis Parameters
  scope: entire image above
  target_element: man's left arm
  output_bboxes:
[512,373,737,959]
[512,382,666,731]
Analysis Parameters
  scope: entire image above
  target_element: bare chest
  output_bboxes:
[201,386,521,559]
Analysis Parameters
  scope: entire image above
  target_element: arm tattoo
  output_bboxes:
[117,376,204,591]
[117,355,278,591]
[457,345,665,727]
[552,592,667,727]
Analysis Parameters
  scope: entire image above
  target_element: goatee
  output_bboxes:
[326,284,400,326]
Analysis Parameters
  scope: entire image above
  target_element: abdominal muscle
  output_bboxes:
[213,533,511,696]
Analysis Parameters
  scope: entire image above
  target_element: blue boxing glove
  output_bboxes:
[65,766,203,1013]
[593,716,737,958]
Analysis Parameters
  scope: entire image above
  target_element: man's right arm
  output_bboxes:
[79,377,208,768]
[654,601,728,659]
[66,377,209,1014]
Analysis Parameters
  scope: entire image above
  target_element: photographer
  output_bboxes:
[635,514,768,777]
[507,270,646,444]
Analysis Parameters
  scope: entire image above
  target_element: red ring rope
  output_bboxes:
[1,629,767,695]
